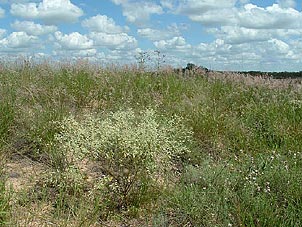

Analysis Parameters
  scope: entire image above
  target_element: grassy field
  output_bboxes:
[0,61,302,226]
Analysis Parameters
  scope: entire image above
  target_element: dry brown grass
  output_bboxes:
[206,71,302,90]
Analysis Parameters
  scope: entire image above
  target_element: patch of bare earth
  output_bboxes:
[4,155,52,226]
[4,154,152,226]
[6,155,47,192]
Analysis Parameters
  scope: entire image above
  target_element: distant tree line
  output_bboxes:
[174,63,210,75]
[176,63,302,79]
[239,71,302,79]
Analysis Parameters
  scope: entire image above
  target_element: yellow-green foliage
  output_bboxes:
[55,108,193,209]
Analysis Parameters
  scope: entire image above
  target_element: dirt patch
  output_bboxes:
[5,155,47,192]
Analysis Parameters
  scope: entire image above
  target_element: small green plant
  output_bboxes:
[37,166,87,217]
[0,101,15,147]
[55,108,192,212]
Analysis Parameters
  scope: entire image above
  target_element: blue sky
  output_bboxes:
[0,0,301,71]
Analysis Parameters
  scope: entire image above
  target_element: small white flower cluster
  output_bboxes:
[55,108,193,188]
[289,99,302,109]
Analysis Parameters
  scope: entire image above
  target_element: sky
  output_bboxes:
[0,0,301,71]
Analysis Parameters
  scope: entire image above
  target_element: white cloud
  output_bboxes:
[1,0,302,72]
[160,0,175,10]
[188,37,300,71]
[11,0,83,24]
[82,14,128,34]
[54,31,93,50]
[154,36,191,52]
[138,28,175,41]
[0,29,6,39]
[238,4,302,29]
[174,1,302,29]
[209,26,271,44]
[53,48,98,58]
[89,32,137,50]
[208,25,302,45]
[137,24,181,41]
[0,31,39,50]
[174,0,238,26]
[108,50,132,59]
[75,48,97,57]
[0,0,39,3]
[11,20,57,36]
[277,0,296,8]
[177,0,236,14]
[239,0,250,3]
[111,0,163,25]
[189,8,237,26]
[0,6,4,17]
[268,38,289,54]
[111,0,127,5]
[111,0,128,5]
[273,29,302,37]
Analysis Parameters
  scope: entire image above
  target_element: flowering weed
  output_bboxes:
[55,108,193,212]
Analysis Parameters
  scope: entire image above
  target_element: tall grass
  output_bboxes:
[0,61,301,226]
[155,151,302,226]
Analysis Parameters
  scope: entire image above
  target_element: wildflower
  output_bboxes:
[55,108,193,205]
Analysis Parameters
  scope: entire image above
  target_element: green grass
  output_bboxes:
[0,62,301,226]
[155,151,302,226]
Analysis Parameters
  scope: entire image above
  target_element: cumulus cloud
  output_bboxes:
[268,38,289,54]
[160,0,175,10]
[0,6,4,17]
[54,31,93,50]
[0,31,39,50]
[137,24,182,41]
[89,32,137,50]
[0,29,6,39]
[0,0,39,3]
[1,0,301,71]
[273,29,302,37]
[11,20,57,36]
[104,48,140,64]
[111,0,163,25]
[177,0,236,14]
[209,25,302,45]
[208,26,271,44]
[189,36,300,71]
[239,0,250,3]
[53,48,98,59]
[154,36,191,52]
[10,0,83,24]
[138,28,175,41]
[173,0,238,26]
[190,8,238,26]
[277,0,296,8]
[174,0,302,28]
[237,4,302,29]
[111,0,127,5]
[82,14,128,34]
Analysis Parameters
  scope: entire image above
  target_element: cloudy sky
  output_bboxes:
[0,0,301,71]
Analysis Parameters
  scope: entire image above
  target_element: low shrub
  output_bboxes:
[55,108,193,213]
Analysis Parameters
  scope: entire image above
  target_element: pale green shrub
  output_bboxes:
[55,108,192,210]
